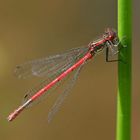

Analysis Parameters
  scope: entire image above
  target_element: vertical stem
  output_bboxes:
[117,0,132,140]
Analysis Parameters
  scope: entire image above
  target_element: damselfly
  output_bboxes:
[7,28,120,122]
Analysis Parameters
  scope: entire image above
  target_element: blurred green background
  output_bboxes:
[0,0,139,140]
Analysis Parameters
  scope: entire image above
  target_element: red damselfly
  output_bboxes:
[7,28,120,122]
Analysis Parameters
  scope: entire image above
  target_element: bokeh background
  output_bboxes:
[0,0,139,140]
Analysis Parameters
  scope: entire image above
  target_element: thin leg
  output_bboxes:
[113,36,127,48]
[106,47,121,62]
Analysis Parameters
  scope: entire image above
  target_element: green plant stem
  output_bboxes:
[116,0,132,140]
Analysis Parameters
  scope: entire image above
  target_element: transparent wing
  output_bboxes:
[22,75,62,108]
[22,47,88,107]
[48,62,85,123]
[15,47,88,79]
